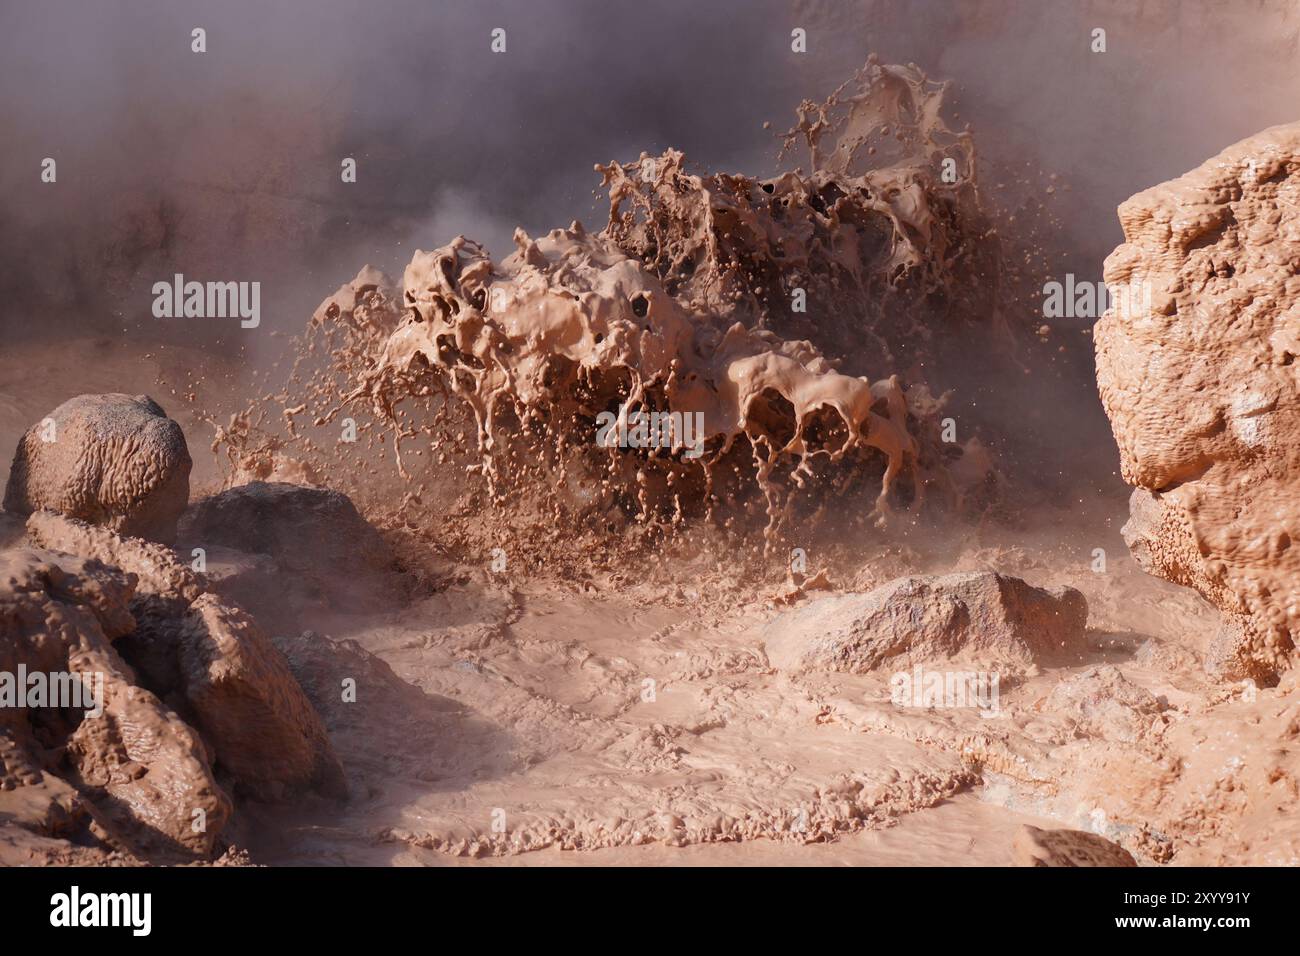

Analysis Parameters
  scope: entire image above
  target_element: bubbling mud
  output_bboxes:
[213,58,1008,556]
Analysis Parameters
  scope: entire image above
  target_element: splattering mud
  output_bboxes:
[208,58,1018,567]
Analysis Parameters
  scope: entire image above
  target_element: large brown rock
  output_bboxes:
[4,394,190,543]
[762,570,1088,674]
[1012,825,1137,867]
[1096,122,1300,683]
[0,547,231,859]
[26,510,346,803]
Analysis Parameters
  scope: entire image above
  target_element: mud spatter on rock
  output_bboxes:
[0,546,231,861]
[25,511,346,805]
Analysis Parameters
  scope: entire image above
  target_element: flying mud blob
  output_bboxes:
[600,57,1004,371]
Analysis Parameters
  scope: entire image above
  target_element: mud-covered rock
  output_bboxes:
[762,570,1088,674]
[1096,122,1300,683]
[178,481,398,620]
[0,547,231,859]
[3,394,190,543]
[1012,825,1137,867]
[25,510,346,802]
[1044,664,1166,743]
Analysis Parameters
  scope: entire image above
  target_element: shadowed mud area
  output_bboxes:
[3,1,1300,868]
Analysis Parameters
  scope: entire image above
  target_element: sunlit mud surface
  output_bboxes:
[233,514,1209,866]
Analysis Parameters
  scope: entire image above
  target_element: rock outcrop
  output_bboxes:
[762,571,1088,674]
[1012,825,1137,867]
[4,394,191,543]
[1096,122,1300,683]
[0,547,231,859]
[25,510,346,803]
[177,481,399,621]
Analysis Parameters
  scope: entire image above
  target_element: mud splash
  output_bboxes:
[212,59,1007,558]
[602,57,1005,369]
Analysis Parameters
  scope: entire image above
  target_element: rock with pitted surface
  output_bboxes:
[1013,825,1137,867]
[1096,122,1300,683]
[762,570,1088,674]
[3,394,190,544]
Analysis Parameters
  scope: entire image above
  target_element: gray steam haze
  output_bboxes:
[2,0,1298,354]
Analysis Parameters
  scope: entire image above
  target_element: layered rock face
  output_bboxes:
[1096,122,1300,683]
[4,394,191,544]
